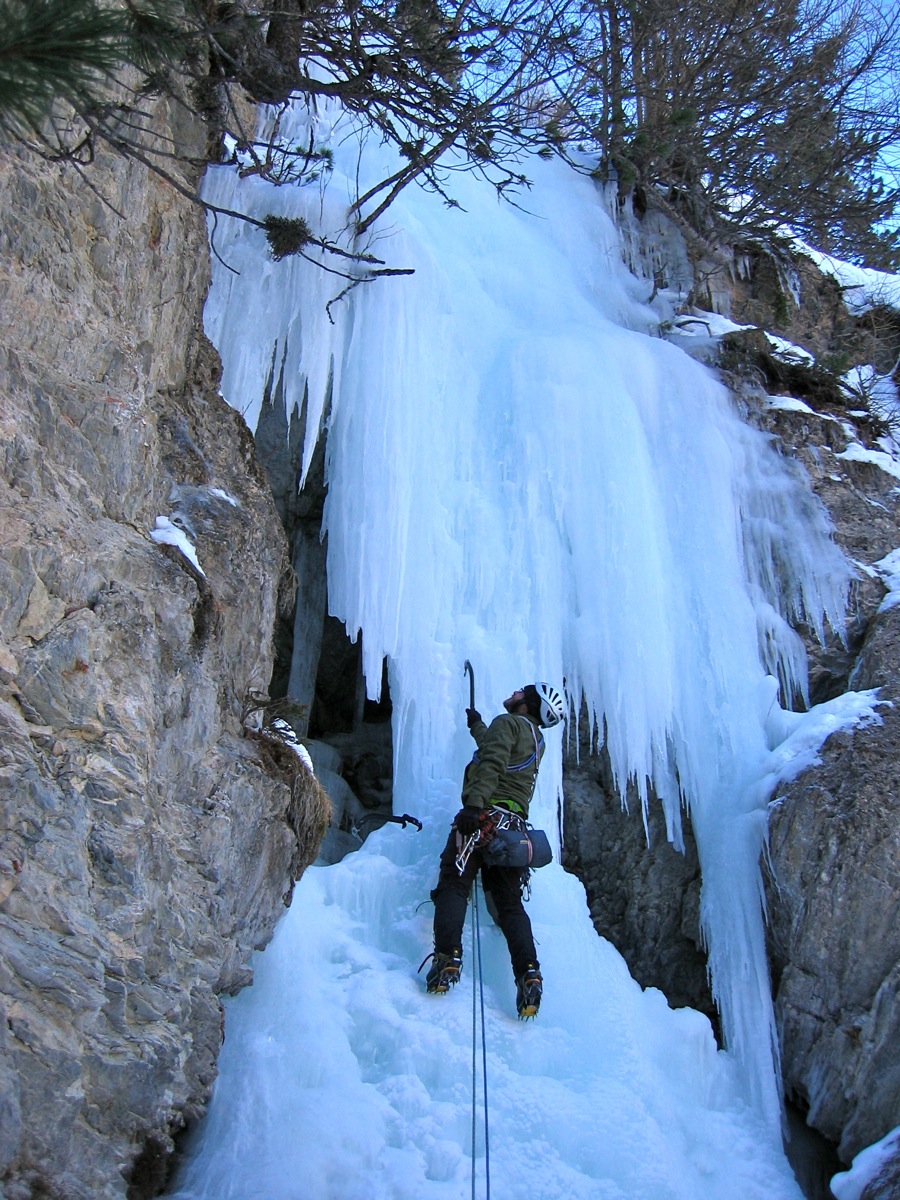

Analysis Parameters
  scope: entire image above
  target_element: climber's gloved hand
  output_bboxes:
[465,708,482,728]
[454,806,484,837]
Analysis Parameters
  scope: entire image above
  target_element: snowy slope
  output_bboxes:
[166,104,879,1199]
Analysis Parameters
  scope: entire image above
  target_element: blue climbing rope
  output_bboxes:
[471,880,491,1200]
[471,895,477,1200]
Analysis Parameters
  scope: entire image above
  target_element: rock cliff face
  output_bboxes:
[561,734,715,1025]
[562,246,900,1181]
[757,400,900,1165]
[0,100,322,1199]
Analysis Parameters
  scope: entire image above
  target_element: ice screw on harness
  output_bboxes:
[454,809,498,874]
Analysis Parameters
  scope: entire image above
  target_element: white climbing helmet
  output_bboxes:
[532,682,566,728]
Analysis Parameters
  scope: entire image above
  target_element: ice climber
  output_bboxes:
[424,682,566,1018]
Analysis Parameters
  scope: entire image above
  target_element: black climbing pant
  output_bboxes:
[431,828,538,979]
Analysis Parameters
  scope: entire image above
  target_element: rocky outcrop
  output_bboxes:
[561,730,715,1026]
[766,627,900,1161]
[727,244,900,380]
[754,398,900,1163]
[0,97,323,1198]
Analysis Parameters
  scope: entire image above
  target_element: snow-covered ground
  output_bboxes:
[165,105,885,1199]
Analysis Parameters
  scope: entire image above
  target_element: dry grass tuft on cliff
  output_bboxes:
[241,694,332,888]
[252,729,332,889]
[285,762,332,880]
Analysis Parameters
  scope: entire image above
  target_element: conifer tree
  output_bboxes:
[0,0,897,268]
[562,0,900,267]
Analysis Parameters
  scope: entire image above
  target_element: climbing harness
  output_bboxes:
[455,806,552,875]
[470,879,491,1200]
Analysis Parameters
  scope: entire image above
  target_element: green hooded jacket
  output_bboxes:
[461,712,544,817]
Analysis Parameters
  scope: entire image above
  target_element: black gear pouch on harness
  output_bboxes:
[481,826,553,869]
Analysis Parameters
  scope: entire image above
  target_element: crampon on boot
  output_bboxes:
[516,965,542,1019]
[421,949,462,994]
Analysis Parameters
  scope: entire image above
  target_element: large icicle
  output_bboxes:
[168,100,873,1198]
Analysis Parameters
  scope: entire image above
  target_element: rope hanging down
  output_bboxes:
[470,880,491,1200]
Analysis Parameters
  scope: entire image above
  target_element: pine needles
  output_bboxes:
[0,0,193,136]
[0,0,124,132]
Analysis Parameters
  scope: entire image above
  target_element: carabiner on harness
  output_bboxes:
[454,831,479,874]
[454,805,524,875]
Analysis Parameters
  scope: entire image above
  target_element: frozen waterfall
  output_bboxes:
[167,104,879,1200]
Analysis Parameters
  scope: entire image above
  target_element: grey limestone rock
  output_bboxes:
[561,727,714,1025]
[0,103,319,1198]
[754,391,900,1162]
[765,602,900,1161]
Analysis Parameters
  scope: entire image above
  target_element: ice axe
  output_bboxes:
[463,659,475,709]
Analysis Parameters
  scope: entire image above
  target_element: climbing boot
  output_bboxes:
[516,965,542,1019]
[424,949,462,994]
